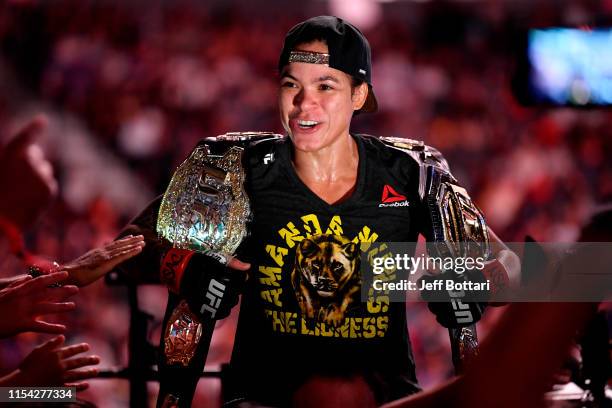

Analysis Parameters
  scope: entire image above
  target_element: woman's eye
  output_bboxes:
[281,82,297,88]
[319,84,333,91]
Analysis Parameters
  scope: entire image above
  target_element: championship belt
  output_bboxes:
[423,148,491,373]
[156,132,282,408]
[380,136,491,373]
[158,136,254,263]
[424,166,490,261]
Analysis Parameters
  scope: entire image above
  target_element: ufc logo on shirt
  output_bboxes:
[200,279,226,319]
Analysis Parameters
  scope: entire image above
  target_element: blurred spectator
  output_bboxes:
[0,271,77,338]
[0,334,99,391]
[0,114,144,399]
[0,115,56,232]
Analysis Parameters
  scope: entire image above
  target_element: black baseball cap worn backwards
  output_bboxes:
[278,15,378,113]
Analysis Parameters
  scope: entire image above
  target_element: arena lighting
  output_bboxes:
[526,27,612,105]
[328,0,383,31]
[327,0,442,26]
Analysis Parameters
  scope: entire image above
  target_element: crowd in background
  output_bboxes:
[0,0,610,406]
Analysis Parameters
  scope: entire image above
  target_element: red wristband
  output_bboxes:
[161,248,195,294]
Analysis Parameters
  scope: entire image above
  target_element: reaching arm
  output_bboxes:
[0,335,100,392]
[112,196,171,285]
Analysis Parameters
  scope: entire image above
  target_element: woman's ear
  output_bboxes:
[352,82,369,111]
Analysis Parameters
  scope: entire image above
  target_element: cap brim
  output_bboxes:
[359,85,378,113]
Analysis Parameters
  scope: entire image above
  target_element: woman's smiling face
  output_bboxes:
[278,41,367,153]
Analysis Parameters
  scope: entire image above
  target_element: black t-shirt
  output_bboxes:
[225,134,429,406]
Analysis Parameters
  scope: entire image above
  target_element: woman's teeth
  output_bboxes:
[298,120,318,128]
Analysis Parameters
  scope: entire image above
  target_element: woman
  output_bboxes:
[117,16,519,408]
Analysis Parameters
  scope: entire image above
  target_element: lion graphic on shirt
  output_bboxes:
[291,234,361,328]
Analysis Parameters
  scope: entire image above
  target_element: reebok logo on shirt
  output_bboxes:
[379,185,409,208]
